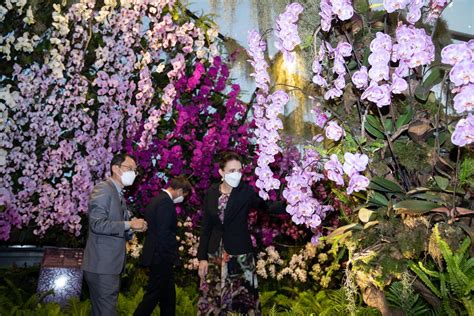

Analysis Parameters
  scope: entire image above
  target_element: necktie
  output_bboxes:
[119,192,129,221]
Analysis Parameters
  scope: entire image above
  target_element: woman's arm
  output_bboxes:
[250,187,286,214]
[197,192,213,261]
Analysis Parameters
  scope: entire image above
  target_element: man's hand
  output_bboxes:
[198,260,208,279]
[129,218,147,232]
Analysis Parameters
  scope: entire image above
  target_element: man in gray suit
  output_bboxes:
[82,153,147,316]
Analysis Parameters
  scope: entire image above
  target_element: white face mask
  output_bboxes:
[173,195,184,204]
[224,172,242,188]
[121,171,136,186]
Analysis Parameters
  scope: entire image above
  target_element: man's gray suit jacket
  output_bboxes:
[82,179,129,275]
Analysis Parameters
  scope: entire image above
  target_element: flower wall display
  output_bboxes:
[0,0,309,250]
[0,0,246,241]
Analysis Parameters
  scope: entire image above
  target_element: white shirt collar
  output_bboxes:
[162,188,173,200]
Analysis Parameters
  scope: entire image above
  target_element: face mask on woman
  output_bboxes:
[224,172,242,188]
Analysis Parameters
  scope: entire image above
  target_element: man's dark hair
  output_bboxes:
[218,151,243,170]
[110,153,135,170]
[169,176,192,195]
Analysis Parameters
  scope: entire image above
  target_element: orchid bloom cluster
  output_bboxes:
[353,25,434,107]
[276,242,319,282]
[274,2,304,62]
[441,41,474,147]
[256,241,342,287]
[249,2,308,200]
[383,0,425,24]
[312,41,353,101]
[256,246,285,279]
[324,153,370,195]
[177,217,200,270]
[383,0,448,25]
[0,0,233,240]
[319,0,354,32]
[126,234,143,259]
[0,0,38,60]
[247,30,288,200]
[282,149,333,243]
[311,103,345,142]
[426,0,449,24]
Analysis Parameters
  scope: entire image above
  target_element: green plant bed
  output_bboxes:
[0,265,381,315]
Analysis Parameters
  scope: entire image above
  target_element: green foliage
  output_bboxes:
[0,280,60,316]
[393,140,431,173]
[415,67,445,101]
[369,177,405,194]
[176,285,198,315]
[459,155,474,189]
[409,225,474,315]
[117,289,145,316]
[67,298,91,316]
[385,275,433,316]
[393,200,440,215]
[262,288,380,316]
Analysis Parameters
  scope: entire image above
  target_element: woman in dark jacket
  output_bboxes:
[197,152,282,315]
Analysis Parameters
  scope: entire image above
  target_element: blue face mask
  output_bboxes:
[224,172,242,188]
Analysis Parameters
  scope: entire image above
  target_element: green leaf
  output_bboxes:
[385,119,393,133]
[327,223,363,241]
[408,261,442,298]
[367,115,383,131]
[365,122,385,139]
[428,131,450,147]
[362,47,371,66]
[347,60,358,70]
[368,191,389,207]
[393,200,440,214]
[359,207,377,223]
[411,193,444,203]
[424,67,445,87]
[369,176,404,193]
[415,68,445,101]
[434,176,450,190]
[396,107,413,129]
[354,0,370,13]
[414,85,430,101]
[299,34,313,50]
[363,221,379,229]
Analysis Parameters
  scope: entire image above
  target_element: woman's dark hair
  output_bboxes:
[218,151,243,170]
[169,175,193,194]
[110,153,135,170]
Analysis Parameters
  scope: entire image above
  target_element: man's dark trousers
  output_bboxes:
[133,257,175,316]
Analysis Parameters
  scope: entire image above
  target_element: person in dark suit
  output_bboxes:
[196,151,284,315]
[82,153,147,316]
[134,175,192,316]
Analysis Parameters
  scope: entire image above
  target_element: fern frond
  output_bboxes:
[439,273,449,298]
[4,277,24,306]
[417,262,441,279]
[461,296,474,315]
[457,237,471,257]
[386,281,432,316]
[441,298,458,316]
[462,258,474,273]
[445,252,471,298]
[409,261,442,298]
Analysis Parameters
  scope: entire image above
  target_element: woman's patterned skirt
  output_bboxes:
[198,248,260,316]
